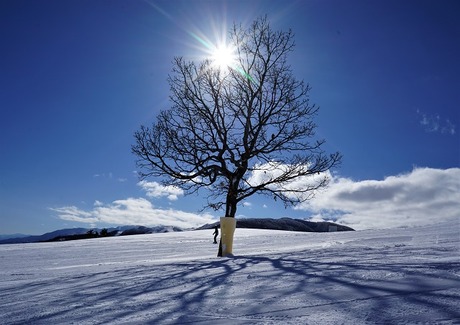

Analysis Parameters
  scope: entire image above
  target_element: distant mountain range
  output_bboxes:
[0,218,354,245]
[197,217,354,232]
[0,225,182,245]
[0,233,30,240]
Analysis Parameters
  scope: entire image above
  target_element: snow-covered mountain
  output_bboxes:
[0,221,458,324]
[0,218,351,245]
[0,227,89,244]
[198,217,354,232]
[0,225,182,244]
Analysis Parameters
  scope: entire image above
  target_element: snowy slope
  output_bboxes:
[0,222,459,324]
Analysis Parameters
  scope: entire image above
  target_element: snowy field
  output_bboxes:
[1,222,459,324]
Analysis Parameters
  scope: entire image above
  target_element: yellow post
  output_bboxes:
[219,217,237,257]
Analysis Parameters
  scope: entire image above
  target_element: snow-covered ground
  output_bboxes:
[1,222,459,324]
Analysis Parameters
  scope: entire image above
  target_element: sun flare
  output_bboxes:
[210,43,236,71]
[188,30,241,76]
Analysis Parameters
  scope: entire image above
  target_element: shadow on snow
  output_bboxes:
[2,243,460,324]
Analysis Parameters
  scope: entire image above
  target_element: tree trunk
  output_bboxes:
[217,217,237,257]
[218,178,238,257]
[224,195,238,218]
[224,177,239,218]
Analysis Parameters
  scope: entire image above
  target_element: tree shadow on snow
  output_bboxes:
[3,244,460,324]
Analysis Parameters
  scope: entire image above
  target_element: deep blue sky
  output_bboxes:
[1,0,459,234]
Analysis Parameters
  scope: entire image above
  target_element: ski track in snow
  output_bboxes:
[0,222,459,324]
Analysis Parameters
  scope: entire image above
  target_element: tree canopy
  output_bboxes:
[132,16,342,219]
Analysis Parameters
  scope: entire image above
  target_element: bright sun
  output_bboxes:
[188,30,238,73]
[210,44,236,71]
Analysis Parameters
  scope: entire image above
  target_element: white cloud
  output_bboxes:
[296,167,460,230]
[51,206,99,224]
[247,161,332,200]
[94,172,126,181]
[138,180,184,201]
[417,110,456,135]
[54,165,459,231]
[51,198,216,229]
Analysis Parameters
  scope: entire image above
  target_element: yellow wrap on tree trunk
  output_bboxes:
[219,217,236,257]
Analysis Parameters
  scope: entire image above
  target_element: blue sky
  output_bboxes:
[1,0,459,235]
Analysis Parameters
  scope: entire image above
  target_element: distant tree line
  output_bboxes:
[44,228,116,242]
[42,226,183,243]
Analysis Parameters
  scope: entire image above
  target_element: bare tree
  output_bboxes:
[133,16,341,227]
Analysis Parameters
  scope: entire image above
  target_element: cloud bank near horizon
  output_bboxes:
[51,197,216,229]
[51,167,459,231]
[297,167,460,230]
